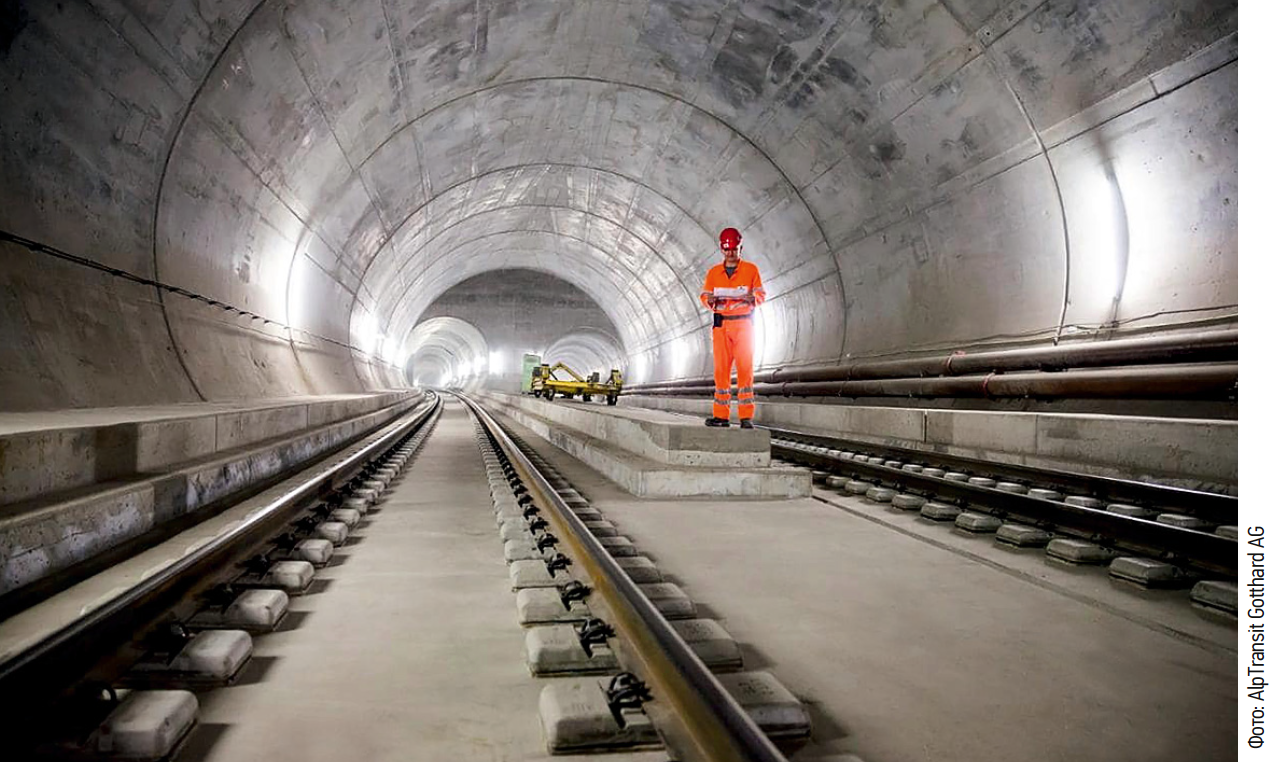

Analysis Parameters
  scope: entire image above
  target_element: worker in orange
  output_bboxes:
[700,227,765,428]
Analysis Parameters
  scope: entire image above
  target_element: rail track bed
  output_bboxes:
[768,426,1236,609]
[0,395,1237,762]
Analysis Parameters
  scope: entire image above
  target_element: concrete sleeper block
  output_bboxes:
[865,487,896,503]
[995,524,1053,547]
[1191,580,1236,615]
[889,494,926,511]
[1046,538,1114,564]
[1109,557,1184,587]
[955,512,1002,533]
[920,502,962,521]
[95,690,198,758]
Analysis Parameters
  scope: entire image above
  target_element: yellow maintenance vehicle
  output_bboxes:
[530,363,623,405]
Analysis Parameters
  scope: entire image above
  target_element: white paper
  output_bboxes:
[712,286,749,298]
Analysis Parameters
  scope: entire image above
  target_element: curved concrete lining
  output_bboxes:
[0,1,1237,410]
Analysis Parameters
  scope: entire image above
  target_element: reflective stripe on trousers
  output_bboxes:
[712,317,755,421]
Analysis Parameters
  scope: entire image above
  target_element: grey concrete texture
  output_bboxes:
[0,0,1238,408]
[0,393,419,595]
[478,393,810,497]
[626,394,1237,491]
[481,391,770,466]
[413,269,624,386]
[0,391,415,505]
[188,406,664,761]
[499,407,1236,762]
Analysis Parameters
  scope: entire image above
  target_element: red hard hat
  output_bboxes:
[719,227,742,250]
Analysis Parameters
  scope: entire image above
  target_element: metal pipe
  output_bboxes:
[630,363,1236,400]
[627,328,1237,392]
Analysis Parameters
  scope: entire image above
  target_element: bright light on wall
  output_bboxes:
[1089,166,1130,307]
[351,311,379,353]
[754,305,785,367]
[380,335,399,365]
[488,350,504,374]
[632,352,649,382]
[457,360,471,379]
[670,337,693,378]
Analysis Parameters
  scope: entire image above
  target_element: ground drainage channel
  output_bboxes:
[771,439,1235,620]
[0,396,442,761]
[459,392,817,762]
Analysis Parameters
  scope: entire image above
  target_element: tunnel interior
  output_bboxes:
[0,0,1236,409]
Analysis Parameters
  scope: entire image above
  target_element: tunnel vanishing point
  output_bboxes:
[0,3,1243,760]
[0,0,1236,406]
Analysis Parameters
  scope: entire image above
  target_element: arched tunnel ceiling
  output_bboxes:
[150,0,1234,368]
[0,0,1237,409]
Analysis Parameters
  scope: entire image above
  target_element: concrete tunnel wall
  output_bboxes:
[415,269,624,389]
[0,1,1237,411]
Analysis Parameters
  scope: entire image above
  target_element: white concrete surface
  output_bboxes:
[479,393,809,498]
[182,404,662,762]
[497,410,1237,762]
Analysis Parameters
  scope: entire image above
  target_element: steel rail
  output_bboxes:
[456,392,789,762]
[776,443,1235,577]
[0,393,442,723]
[764,425,1236,525]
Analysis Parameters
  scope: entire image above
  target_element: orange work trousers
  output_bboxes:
[712,316,755,420]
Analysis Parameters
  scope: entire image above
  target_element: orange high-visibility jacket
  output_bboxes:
[700,260,766,316]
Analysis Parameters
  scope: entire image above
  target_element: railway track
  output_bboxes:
[0,392,818,762]
[0,393,442,760]
[459,391,805,761]
[766,425,1236,614]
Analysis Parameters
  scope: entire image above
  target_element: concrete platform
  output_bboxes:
[622,396,1237,494]
[494,411,1236,762]
[476,393,809,498]
[482,392,769,467]
[0,393,422,596]
[0,391,418,505]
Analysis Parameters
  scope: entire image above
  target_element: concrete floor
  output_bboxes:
[182,403,664,762]
[495,412,1238,762]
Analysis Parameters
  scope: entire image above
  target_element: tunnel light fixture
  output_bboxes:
[488,350,504,374]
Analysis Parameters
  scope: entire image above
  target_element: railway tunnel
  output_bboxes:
[0,1,1240,761]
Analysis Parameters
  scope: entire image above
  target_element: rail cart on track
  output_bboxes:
[530,363,623,405]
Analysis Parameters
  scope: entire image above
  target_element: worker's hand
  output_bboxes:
[741,294,757,305]
[706,296,719,309]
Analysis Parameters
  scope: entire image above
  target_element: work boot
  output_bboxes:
[704,417,730,428]
[740,419,754,429]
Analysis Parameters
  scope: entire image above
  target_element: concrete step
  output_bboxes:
[622,395,1236,495]
[477,394,809,498]
[0,391,418,506]
[483,392,770,467]
[0,393,422,597]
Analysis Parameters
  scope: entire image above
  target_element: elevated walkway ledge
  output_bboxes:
[0,392,421,597]
[622,394,1236,494]
[475,392,809,498]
